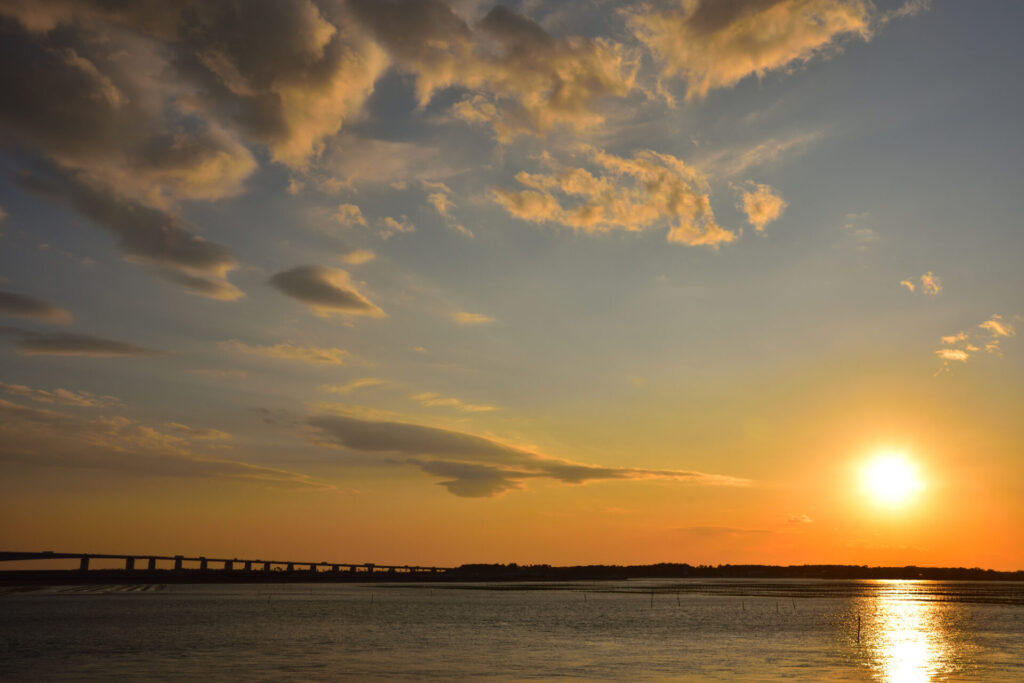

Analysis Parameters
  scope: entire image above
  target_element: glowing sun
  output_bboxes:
[862,452,924,505]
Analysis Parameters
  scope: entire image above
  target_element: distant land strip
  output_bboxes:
[1,557,1022,585]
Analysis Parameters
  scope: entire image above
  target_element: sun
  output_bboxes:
[862,452,924,506]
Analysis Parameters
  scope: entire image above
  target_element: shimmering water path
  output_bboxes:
[1,580,1022,681]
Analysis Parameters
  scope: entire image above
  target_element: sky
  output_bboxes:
[0,0,1022,570]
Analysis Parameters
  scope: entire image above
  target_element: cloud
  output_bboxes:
[424,181,474,237]
[0,380,120,407]
[919,271,942,295]
[1,328,163,357]
[451,311,495,325]
[841,212,878,248]
[269,265,384,317]
[341,249,376,265]
[308,411,749,497]
[787,513,814,524]
[410,392,496,413]
[737,182,786,232]
[350,1,639,141]
[0,398,323,488]
[900,280,915,293]
[221,340,349,366]
[0,289,72,324]
[696,131,822,177]
[317,134,461,188]
[322,377,388,394]
[629,0,873,100]
[164,423,232,441]
[332,203,368,227]
[427,191,455,218]
[493,146,736,246]
[19,170,241,299]
[0,1,390,175]
[936,314,1017,371]
[378,215,415,239]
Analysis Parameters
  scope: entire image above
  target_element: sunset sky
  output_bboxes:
[0,0,1021,570]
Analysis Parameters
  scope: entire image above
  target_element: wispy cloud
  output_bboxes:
[341,249,375,265]
[696,132,822,177]
[451,311,495,326]
[410,392,497,413]
[308,411,749,498]
[222,340,349,366]
[2,328,162,357]
[322,378,388,394]
[0,289,72,324]
[0,399,323,488]
[269,265,384,317]
[0,380,120,407]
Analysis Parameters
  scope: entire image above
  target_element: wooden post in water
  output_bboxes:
[857,614,861,644]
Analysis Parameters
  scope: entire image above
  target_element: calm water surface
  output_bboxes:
[1,580,1022,681]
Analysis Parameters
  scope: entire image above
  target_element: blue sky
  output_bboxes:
[0,0,1021,567]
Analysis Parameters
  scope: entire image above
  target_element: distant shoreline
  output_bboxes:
[3,563,1022,586]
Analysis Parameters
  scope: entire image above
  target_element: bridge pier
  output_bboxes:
[199,557,208,571]
[174,555,183,571]
[125,557,135,571]
[263,562,273,572]
[286,563,294,572]
[244,561,252,571]
[308,564,317,574]
[224,560,233,571]
[148,557,157,570]
[79,557,90,571]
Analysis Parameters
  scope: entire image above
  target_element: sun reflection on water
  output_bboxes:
[863,581,956,683]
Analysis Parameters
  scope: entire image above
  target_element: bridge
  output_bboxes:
[0,551,451,580]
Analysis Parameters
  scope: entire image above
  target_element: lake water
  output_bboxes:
[1,580,1022,681]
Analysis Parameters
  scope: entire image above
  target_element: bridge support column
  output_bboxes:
[308,564,317,574]
[264,562,273,572]
[287,563,294,572]
[244,561,252,571]
[79,557,90,571]
[147,557,157,570]
[224,560,233,571]
[200,557,208,571]
[174,555,183,571]
[125,557,135,571]
[331,564,339,573]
